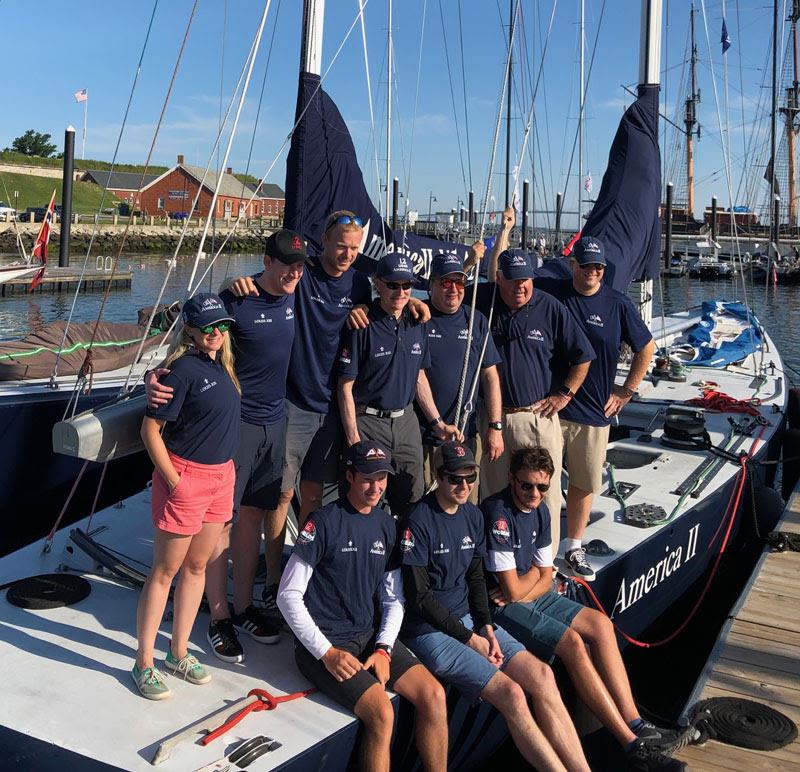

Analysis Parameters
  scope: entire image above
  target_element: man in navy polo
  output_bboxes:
[277,441,448,772]
[535,236,654,580]
[400,441,591,771]
[481,206,595,554]
[417,246,504,502]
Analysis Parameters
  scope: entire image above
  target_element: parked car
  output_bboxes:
[19,206,61,223]
[0,202,15,222]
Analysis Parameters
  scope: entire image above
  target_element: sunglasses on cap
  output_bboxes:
[325,214,363,232]
[199,321,231,335]
[513,475,549,493]
[438,276,466,289]
[384,281,413,291]
[445,471,478,486]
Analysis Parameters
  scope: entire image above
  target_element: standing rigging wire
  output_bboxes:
[457,0,473,193]
[209,0,228,289]
[538,0,557,230]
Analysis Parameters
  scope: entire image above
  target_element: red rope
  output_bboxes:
[685,388,762,416]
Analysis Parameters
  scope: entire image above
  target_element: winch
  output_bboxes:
[660,406,709,450]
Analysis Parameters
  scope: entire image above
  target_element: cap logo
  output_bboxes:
[396,257,409,269]
[454,446,465,457]
[510,255,525,265]
[291,235,303,250]
[444,254,460,264]
[585,240,601,253]
[201,297,222,311]
[365,446,387,459]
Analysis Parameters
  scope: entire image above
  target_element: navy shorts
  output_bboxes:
[402,613,525,703]
[294,632,419,714]
[281,399,342,490]
[233,418,287,513]
[492,591,582,664]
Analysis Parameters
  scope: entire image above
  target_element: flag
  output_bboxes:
[74,88,88,103]
[584,171,593,193]
[764,158,780,198]
[721,19,731,54]
[28,190,56,292]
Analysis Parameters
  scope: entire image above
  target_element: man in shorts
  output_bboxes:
[277,441,448,771]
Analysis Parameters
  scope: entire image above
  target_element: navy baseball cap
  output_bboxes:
[182,293,234,329]
[375,252,416,283]
[499,250,536,280]
[436,441,478,473]
[430,252,467,279]
[572,236,606,266]
[265,228,308,264]
[345,440,395,476]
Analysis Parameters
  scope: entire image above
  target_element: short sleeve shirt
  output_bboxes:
[291,498,399,646]
[145,349,240,464]
[400,493,485,636]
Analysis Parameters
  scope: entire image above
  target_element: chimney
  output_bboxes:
[226,167,233,175]
[177,154,184,165]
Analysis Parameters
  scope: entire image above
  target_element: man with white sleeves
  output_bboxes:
[277,441,447,772]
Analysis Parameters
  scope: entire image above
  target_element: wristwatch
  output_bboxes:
[557,385,574,398]
[375,643,393,657]
[429,415,444,428]
[617,384,635,398]
[488,421,503,431]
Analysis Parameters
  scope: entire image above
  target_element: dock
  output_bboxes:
[675,486,800,770]
[0,265,132,295]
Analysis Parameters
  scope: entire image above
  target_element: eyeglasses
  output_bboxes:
[513,476,549,493]
[439,277,466,289]
[578,263,605,273]
[384,281,413,291]
[445,472,478,486]
[199,322,231,334]
[325,214,363,232]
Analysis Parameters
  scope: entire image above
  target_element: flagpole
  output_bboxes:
[82,96,87,159]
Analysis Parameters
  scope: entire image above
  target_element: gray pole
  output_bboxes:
[468,190,474,230]
[59,126,75,268]
[665,182,673,270]
[710,196,717,242]
[392,177,399,231]
[555,191,563,250]
[521,179,529,249]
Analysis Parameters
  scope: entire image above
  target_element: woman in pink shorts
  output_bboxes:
[133,293,241,700]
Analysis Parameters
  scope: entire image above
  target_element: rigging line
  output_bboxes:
[211,0,228,270]
[0,173,29,262]
[51,0,162,384]
[457,0,473,191]
[537,0,556,230]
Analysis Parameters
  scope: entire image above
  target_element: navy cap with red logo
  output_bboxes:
[345,440,395,476]
[436,441,478,473]
[265,228,308,264]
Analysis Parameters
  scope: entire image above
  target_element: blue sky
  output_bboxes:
[0,1,781,230]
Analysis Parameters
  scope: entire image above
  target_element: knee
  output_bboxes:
[181,556,209,578]
[278,489,294,506]
[417,679,447,719]
[558,628,587,663]
[497,677,529,715]
[149,563,180,586]
[362,696,395,737]
[585,610,614,645]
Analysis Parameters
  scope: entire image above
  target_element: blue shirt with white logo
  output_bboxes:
[220,276,295,426]
[288,254,373,414]
[146,348,241,464]
[338,303,431,411]
[292,498,399,645]
[536,279,652,426]
[420,304,501,442]
[477,284,595,408]
[400,493,485,636]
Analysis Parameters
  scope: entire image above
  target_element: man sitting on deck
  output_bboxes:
[277,441,448,772]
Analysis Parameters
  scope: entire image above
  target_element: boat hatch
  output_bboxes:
[605,445,662,469]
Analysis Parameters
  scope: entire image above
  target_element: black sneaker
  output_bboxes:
[565,547,596,581]
[625,742,686,771]
[634,719,671,745]
[232,605,281,644]
[207,618,244,663]
[261,583,289,631]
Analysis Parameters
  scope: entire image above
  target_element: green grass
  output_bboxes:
[0,150,169,175]
[0,171,115,214]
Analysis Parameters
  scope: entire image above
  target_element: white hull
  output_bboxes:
[0,264,37,284]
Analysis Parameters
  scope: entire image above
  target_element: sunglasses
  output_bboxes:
[439,277,466,289]
[578,263,605,272]
[445,472,478,486]
[199,321,231,334]
[325,214,363,232]
[384,281,413,291]
[514,476,550,493]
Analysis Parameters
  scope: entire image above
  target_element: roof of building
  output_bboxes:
[83,169,160,191]
[140,164,286,201]
[242,181,285,200]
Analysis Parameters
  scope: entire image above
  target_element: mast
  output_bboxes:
[300,0,325,76]
[505,0,513,207]
[782,0,800,229]
[771,0,779,251]
[578,0,585,227]
[386,0,393,219]
[684,4,700,218]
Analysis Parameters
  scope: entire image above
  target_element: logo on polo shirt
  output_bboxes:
[400,528,415,552]
[341,539,358,553]
[458,328,470,340]
[433,542,450,555]
[428,328,441,339]
[527,328,544,342]
[375,346,391,359]
[199,378,217,393]
[411,342,422,355]
[310,294,325,304]
[492,519,511,544]
[338,295,353,307]
[285,307,294,320]
[339,347,351,364]
[461,535,475,550]
[299,520,316,544]
[254,312,270,324]
[587,313,604,327]
[370,540,386,556]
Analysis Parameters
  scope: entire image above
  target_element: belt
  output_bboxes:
[504,404,538,414]
[357,405,406,419]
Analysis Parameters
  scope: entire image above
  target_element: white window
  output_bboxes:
[157,197,164,209]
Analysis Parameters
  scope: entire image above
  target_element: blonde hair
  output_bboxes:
[324,210,362,234]
[163,323,241,394]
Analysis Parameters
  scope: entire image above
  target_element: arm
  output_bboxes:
[220,274,258,297]
[144,369,174,409]
[407,297,431,324]
[463,240,486,274]
[605,339,655,418]
[465,556,503,665]
[375,568,405,649]
[536,360,592,419]
[415,370,463,442]
[495,563,553,604]
[337,378,360,446]
[479,366,504,462]
[140,416,180,491]
[487,205,515,283]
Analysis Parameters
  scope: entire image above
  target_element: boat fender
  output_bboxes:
[4,573,91,609]
[780,428,800,500]
[690,697,798,751]
[787,388,800,429]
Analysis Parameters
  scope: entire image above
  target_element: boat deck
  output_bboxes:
[675,485,800,771]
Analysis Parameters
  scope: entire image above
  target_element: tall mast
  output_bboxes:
[505,0,513,207]
[684,4,700,218]
[782,0,800,228]
[300,0,325,76]
[771,0,779,250]
[578,0,585,227]
[386,0,393,220]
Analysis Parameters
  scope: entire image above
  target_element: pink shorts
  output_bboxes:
[152,453,235,535]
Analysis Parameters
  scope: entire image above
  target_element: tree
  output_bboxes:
[5,130,58,158]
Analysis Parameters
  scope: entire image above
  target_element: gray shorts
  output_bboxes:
[281,399,342,491]
[233,418,287,513]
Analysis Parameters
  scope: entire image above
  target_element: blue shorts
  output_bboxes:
[281,399,342,490]
[402,613,526,703]
[492,591,582,664]
[233,418,287,514]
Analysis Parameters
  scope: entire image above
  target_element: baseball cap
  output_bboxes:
[345,440,395,476]
[181,293,234,329]
[430,252,467,279]
[265,229,308,264]
[499,250,536,280]
[436,441,478,474]
[375,252,416,283]
[572,236,606,266]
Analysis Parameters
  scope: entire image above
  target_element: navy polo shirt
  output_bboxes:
[292,498,399,646]
[220,276,295,426]
[338,303,431,411]
[400,493,485,636]
[146,348,240,464]
[481,488,551,585]
[476,284,595,408]
[420,304,502,443]
[288,254,373,414]
[537,279,652,427]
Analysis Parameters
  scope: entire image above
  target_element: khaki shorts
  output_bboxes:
[561,420,610,494]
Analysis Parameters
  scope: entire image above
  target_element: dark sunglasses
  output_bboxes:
[445,472,478,486]
[199,321,231,334]
[439,276,466,289]
[578,263,605,272]
[384,281,413,291]
[325,214,363,232]
[514,476,549,493]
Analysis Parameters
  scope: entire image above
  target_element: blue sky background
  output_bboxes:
[0,1,782,231]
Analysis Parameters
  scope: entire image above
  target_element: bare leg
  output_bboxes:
[571,608,640,724]
[352,683,394,772]
[480,671,567,772]
[136,529,191,669]
[298,479,323,525]
[392,664,448,772]
[204,523,231,621]
[170,521,226,659]
[231,504,266,614]
[503,653,591,772]
[265,492,292,586]
[565,484,593,542]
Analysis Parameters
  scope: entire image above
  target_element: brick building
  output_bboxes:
[81,169,160,206]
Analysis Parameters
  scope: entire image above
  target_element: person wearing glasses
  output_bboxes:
[535,237,654,581]
[400,441,591,772]
[134,293,240,700]
[416,248,505,504]
[482,447,675,769]
[277,440,448,772]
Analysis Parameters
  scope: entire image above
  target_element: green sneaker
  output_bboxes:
[164,649,212,684]
[131,664,171,700]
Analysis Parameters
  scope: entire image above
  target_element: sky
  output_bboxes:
[0,0,783,231]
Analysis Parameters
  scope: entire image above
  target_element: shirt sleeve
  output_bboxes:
[532,545,554,568]
[375,568,404,649]
[401,564,474,643]
[145,365,189,422]
[486,550,517,573]
[399,514,429,568]
[619,295,653,353]
[465,555,493,629]
[276,553,332,660]
[292,516,326,568]
[337,326,362,381]
[482,499,515,556]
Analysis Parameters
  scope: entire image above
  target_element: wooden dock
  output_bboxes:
[675,487,800,770]
[0,265,133,295]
